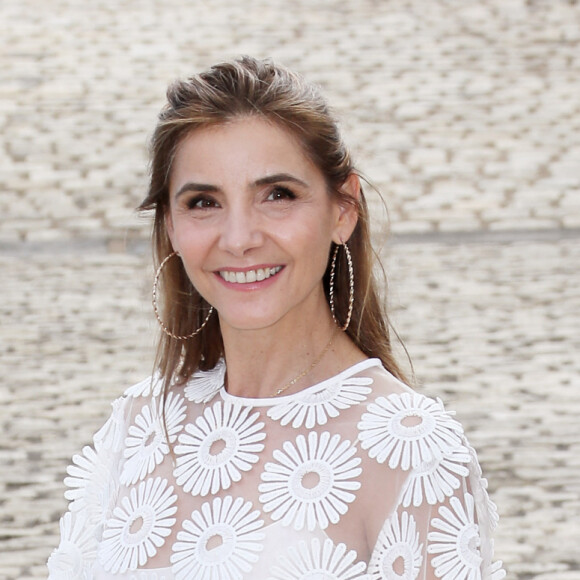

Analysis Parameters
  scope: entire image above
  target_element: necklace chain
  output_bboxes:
[271,329,337,397]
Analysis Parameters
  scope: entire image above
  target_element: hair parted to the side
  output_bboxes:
[139,55,409,389]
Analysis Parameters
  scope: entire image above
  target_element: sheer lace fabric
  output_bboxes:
[48,359,505,580]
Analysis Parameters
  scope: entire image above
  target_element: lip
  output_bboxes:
[214,264,285,289]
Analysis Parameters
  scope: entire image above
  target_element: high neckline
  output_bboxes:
[219,358,381,407]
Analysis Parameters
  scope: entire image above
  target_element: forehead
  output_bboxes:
[170,117,321,188]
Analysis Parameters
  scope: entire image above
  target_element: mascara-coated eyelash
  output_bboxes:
[267,186,297,201]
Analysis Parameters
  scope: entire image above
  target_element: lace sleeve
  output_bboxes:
[47,395,128,579]
[357,391,506,580]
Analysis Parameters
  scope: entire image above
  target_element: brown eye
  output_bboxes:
[267,186,297,201]
[187,196,219,209]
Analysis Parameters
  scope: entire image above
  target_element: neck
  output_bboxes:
[219,281,371,399]
[221,315,337,398]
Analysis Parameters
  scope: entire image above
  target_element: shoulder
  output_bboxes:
[361,359,415,397]
[122,373,164,398]
[358,359,462,425]
[356,362,466,469]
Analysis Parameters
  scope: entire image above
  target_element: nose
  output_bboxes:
[217,205,264,256]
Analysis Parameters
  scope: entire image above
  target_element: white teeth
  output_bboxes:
[220,266,282,284]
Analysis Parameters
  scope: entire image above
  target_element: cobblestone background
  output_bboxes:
[1,0,579,578]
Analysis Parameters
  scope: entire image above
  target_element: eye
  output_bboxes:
[266,186,297,201]
[186,196,219,210]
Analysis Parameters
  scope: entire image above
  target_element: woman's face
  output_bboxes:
[166,116,357,333]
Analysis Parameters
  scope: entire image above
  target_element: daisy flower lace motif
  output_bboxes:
[170,495,265,580]
[126,573,169,580]
[487,560,507,580]
[368,511,422,580]
[94,397,126,453]
[124,374,164,398]
[184,360,226,404]
[269,537,368,580]
[427,493,482,580]
[357,392,464,471]
[98,477,177,574]
[64,445,116,526]
[121,391,186,485]
[401,446,472,508]
[174,399,266,496]
[267,376,373,429]
[259,430,362,531]
[47,510,97,580]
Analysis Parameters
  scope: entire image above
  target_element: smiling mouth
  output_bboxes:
[218,266,283,284]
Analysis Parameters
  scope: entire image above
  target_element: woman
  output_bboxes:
[48,56,505,579]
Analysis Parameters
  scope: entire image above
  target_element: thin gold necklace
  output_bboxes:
[271,329,337,397]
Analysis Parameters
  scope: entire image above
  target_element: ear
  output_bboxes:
[332,172,360,244]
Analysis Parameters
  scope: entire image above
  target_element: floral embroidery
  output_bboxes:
[99,477,177,574]
[427,493,482,580]
[401,446,471,507]
[269,537,368,579]
[357,392,464,471]
[121,392,186,485]
[368,511,422,580]
[50,363,503,579]
[174,400,266,496]
[259,430,362,531]
[47,510,97,580]
[124,374,164,398]
[64,445,116,525]
[184,360,226,403]
[127,573,170,580]
[488,560,506,580]
[267,376,373,429]
[170,495,265,580]
[94,397,126,453]
[466,444,500,532]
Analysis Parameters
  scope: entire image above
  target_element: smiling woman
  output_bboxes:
[47,56,505,580]
[165,117,354,342]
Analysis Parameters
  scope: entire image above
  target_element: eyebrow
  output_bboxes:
[254,173,309,188]
[174,173,309,199]
[174,182,219,199]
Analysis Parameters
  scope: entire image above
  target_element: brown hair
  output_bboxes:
[139,55,408,387]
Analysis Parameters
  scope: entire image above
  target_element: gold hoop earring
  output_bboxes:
[152,251,214,340]
[329,242,354,332]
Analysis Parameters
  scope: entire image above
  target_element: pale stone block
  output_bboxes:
[562,214,580,228]
[394,101,433,121]
[25,229,70,243]
[489,218,559,230]
[407,148,447,168]
[0,229,21,243]
[551,161,580,180]
[430,180,479,200]
[64,217,103,231]
[438,218,482,232]
[389,220,435,234]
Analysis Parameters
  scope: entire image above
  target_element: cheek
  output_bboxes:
[280,221,333,272]
[170,215,210,251]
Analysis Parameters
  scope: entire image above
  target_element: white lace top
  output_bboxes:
[47,359,505,580]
